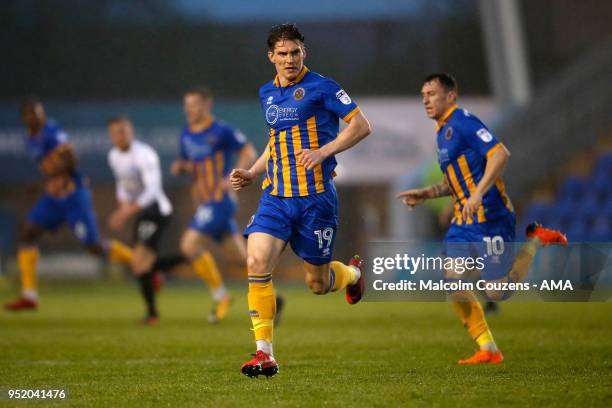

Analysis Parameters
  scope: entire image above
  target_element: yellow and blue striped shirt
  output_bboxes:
[436,105,514,225]
[259,66,360,197]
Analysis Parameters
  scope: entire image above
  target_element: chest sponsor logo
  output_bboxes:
[336,89,352,105]
[437,148,450,164]
[266,104,299,125]
[184,138,212,157]
[266,105,279,125]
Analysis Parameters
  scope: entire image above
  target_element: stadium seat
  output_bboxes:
[566,219,589,242]
[523,202,550,225]
[548,201,575,230]
[593,152,612,177]
[557,176,587,201]
[589,172,612,199]
[590,214,612,241]
[577,193,604,223]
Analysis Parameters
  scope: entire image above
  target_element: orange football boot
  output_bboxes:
[458,349,504,364]
[526,223,568,246]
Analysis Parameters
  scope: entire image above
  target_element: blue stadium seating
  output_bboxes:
[520,152,612,242]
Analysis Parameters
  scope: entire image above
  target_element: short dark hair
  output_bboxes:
[20,95,43,114]
[185,86,212,100]
[267,23,305,50]
[423,73,458,93]
[106,115,131,127]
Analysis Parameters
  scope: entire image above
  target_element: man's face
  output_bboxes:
[107,120,134,151]
[268,39,306,83]
[21,103,46,131]
[421,80,456,120]
[184,93,212,126]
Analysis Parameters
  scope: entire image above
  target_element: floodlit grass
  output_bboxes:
[1,281,611,407]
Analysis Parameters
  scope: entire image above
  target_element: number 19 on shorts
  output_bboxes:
[314,227,334,256]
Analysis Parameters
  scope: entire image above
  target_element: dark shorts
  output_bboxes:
[132,203,170,251]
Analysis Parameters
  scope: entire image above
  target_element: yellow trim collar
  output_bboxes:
[435,104,458,132]
[190,115,215,133]
[273,66,309,87]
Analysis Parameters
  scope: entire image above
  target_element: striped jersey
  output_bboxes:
[179,117,247,203]
[25,119,81,185]
[259,66,360,197]
[436,105,514,225]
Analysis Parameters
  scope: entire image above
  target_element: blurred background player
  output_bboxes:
[231,23,372,378]
[397,73,568,364]
[107,116,172,324]
[171,87,258,323]
[5,98,133,311]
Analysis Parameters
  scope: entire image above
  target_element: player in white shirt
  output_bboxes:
[107,116,172,324]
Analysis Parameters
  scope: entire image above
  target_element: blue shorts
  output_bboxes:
[27,186,100,245]
[244,186,339,265]
[443,213,516,280]
[190,198,238,242]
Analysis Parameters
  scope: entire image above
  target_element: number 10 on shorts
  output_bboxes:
[483,235,505,256]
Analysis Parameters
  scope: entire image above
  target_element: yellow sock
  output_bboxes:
[509,241,538,283]
[329,261,357,292]
[109,239,133,264]
[451,291,496,350]
[193,251,223,291]
[248,273,275,342]
[18,247,39,298]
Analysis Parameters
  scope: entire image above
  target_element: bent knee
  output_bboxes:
[304,273,327,295]
[20,224,42,244]
[485,289,505,302]
[246,254,270,276]
[180,239,198,259]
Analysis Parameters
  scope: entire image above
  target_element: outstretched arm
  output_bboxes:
[396,180,452,208]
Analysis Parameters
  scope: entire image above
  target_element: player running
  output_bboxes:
[107,116,173,324]
[230,24,372,377]
[171,87,258,323]
[397,73,567,364]
[5,98,133,311]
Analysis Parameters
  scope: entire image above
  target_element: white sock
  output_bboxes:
[480,341,498,353]
[22,289,38,301]
[212,286,227,302]
[349,265,361,285]
[256,340,273,357]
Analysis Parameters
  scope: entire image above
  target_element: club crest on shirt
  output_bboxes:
[293,87,305,101]
[445,127,453,140]
[206,134,218,145]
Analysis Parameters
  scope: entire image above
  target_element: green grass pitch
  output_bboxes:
[1,281,611,407]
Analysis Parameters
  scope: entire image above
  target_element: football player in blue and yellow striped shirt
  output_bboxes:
[171,87,257,323]
[231,24,372,377]
[5,98,133,311]
[397,73,567,365]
